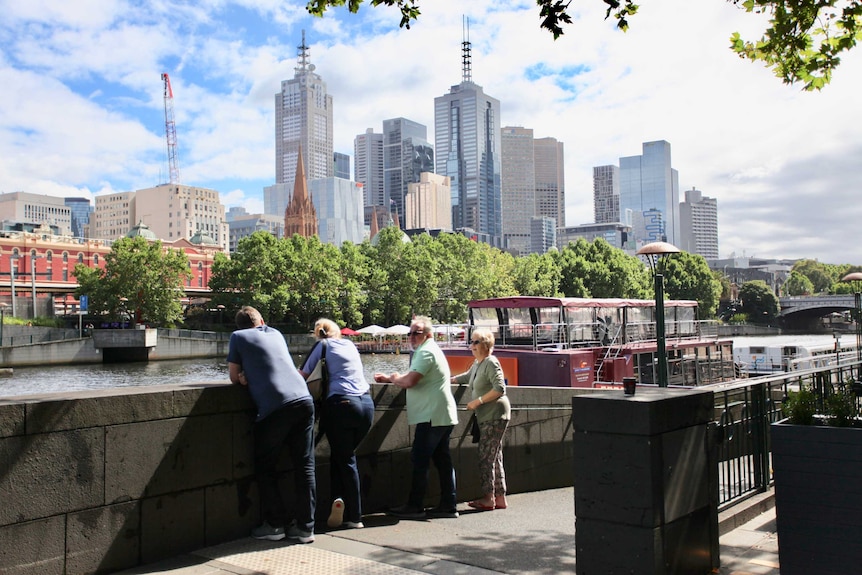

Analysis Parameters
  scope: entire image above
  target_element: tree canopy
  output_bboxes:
[306,0,862,90]
[74,236,191,327]
[738,280,781,324]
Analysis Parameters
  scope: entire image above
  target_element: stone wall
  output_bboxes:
[0,382,592,574]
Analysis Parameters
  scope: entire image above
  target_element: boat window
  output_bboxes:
[565,308,593,342]
[472,307,499,331]
[750,347,765,354]
[508,307,533,338]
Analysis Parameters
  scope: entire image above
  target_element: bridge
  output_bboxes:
[779,294,858,330]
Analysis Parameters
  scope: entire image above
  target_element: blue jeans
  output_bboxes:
[408,422,456,510]
[254,398,316,532]
[322,393,374,523]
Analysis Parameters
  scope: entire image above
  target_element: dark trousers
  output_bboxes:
[408,422,456,510]
[254,399,316,532]
[322,393,375,523]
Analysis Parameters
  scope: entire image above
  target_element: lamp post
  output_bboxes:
[9,254,18,318]
[840,272,862,379]
[637,241,681,387]
[0,302,7,346]
[30,254,42,320]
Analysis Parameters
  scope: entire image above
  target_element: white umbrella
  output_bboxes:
[384,324,411,335]
[357,324,385,335]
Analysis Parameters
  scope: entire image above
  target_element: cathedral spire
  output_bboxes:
[284,145,318,238]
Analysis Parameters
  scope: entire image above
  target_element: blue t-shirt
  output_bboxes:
[301,338,369,398]
[227,325,310,421]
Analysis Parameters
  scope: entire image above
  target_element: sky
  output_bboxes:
[1,0,861,264]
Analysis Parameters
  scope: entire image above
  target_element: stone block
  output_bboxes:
[24,391,175,434]
[576,516,663,575]
[172,384,253,418]
[358,409,409,455]
[105,414,233,502]
[205,481,258,545]
[231,412,254,479]
[0,429,104,526]
[0,402,24,437]
[573,430,659,527]
[0,515,65,575]
[66,501,140,575]
[572,388,713,435]
[141,490,206,564]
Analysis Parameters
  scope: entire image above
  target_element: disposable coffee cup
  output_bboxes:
[622,377,636,396]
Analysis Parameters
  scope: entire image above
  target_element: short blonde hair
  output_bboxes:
[313,318,342,339]
[471,327,495,353]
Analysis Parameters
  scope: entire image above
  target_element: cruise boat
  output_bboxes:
[733,334,860,375]
[441,296,737,388]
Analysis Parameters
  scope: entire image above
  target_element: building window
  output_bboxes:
[63,269,68,281]
[46,251,53,262]
[63,252,68,263]
[77,253,84,264]
[93,254,99,265]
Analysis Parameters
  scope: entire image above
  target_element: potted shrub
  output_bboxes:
[771,379,862,575]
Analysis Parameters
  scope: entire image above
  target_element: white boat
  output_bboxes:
[732,334,860,375]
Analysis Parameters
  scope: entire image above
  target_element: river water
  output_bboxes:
[0,354,411,398]
[0,334,844,399]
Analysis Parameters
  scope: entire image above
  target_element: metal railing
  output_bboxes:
[705,360,861,509]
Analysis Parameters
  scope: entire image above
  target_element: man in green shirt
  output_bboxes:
[374,315,459,519]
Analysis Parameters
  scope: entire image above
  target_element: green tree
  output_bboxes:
[208,231,292,323]
[738,280,781,324]
[783,270,815,295]
[791,259,836,293]
[512,252,562,297]
[662,252,722,318]
[361,227,439,326]
[306,0,862,90]
[558,238,651,298]
[74,236,191,327]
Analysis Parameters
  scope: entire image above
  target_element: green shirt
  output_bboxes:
[453,355,512,423]
[406,338,458,426]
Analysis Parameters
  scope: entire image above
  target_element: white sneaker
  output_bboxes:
[286,524,315,544]
[327,498,345,528]
[342,521,364,529]
[251,521,285,541]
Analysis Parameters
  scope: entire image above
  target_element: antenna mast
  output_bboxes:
[462,16,472,82]
[161,72,180,185]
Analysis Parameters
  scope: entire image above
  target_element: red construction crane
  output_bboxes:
[161,72,180,185]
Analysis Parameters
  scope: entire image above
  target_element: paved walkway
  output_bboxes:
[118,488,780,575]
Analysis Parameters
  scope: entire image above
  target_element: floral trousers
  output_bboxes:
[477,419,509,496]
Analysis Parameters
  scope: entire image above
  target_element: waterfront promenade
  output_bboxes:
[117,488,780,575]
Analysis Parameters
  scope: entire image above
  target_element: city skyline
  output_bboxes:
[1,1,861,263]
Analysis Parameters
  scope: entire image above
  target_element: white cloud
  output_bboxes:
[0,0,860,263]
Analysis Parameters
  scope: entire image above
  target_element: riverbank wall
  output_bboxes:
[0,330,316,367]
[0,381,588,574]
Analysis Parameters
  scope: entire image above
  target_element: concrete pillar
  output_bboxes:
[572,388,718,575]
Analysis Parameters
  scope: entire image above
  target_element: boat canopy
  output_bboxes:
[468,296,698,309]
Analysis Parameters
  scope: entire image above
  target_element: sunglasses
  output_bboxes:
[469,340,481,345]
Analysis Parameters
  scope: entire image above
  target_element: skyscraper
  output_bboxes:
[434,32,502,247]
[534,137,565,229]
[405,172,452,230]
[269,30,333,218]
[680,187,719,259]
[354,128,385,209]
[501,126,535,255]
[383,117,433,221]
[333,152,350,180]
[593,165,620,224]
[64,197,93,238]
[619,140,680,246]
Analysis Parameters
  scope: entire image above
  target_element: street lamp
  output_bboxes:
[9,254,18,318]
[637,241,681,387]
[0,302,7,346]
[840,272,862,379]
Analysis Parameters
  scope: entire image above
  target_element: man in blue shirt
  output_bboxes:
[228,306,316,543]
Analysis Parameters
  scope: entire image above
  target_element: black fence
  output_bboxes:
[707,361,862,509]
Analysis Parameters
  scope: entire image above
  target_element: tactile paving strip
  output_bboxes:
[195,538,425,575]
